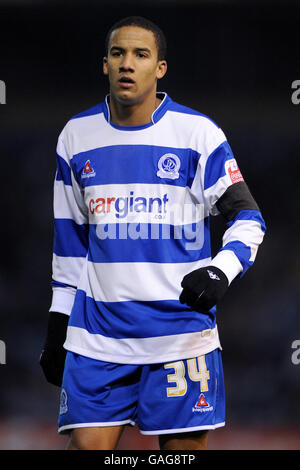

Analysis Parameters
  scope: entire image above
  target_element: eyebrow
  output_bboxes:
[109,46,152,54]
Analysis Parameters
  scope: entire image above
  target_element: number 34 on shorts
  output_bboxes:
[138,348,225,433]
[165,356,210,398]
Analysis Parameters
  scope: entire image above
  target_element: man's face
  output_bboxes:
[103,26,167,105]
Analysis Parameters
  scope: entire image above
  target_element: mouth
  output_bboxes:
[118,76,135,88]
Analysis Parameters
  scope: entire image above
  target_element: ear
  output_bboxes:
[156,60,167,80]
[103,57,108,76]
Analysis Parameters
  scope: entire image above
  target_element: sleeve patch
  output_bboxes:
[225,159,244,184]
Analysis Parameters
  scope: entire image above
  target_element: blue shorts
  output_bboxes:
[58,348,225,435]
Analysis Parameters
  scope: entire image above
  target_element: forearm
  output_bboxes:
[49,285,76,316]
[211,182,266,283]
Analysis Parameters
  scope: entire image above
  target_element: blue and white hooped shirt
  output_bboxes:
[50,92,265,364]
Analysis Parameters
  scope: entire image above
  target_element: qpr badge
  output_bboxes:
[157,153,181,180]
[59,388,68,415]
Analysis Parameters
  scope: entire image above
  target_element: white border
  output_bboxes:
[58,420,225,435]
[58,419,136,434]
[140,421,225,435]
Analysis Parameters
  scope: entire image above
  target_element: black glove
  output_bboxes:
[179,266,229,313]
[39,311,69,387]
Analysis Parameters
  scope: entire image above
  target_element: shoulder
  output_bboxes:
[58,101,106,156]
[61,101,106,135]
[165,96,226,154]
[167,98,220,130]
[69,102,105,121]
[63,101,106,132]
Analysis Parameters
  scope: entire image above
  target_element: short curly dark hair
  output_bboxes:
[104,16,167,61]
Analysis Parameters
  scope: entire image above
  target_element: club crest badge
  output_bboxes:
[157,153,181,180]
[59,388,68,415]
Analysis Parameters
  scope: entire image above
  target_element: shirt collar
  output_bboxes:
[103,92,170,131]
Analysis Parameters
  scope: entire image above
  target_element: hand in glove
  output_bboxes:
[39,312,69,387]
[179,266,229,313]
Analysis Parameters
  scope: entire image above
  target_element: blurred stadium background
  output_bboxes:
[0,0,299,450]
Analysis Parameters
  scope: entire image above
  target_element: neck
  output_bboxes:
[108,91,162,127]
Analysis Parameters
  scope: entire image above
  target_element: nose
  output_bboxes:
[119,52,134,72]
